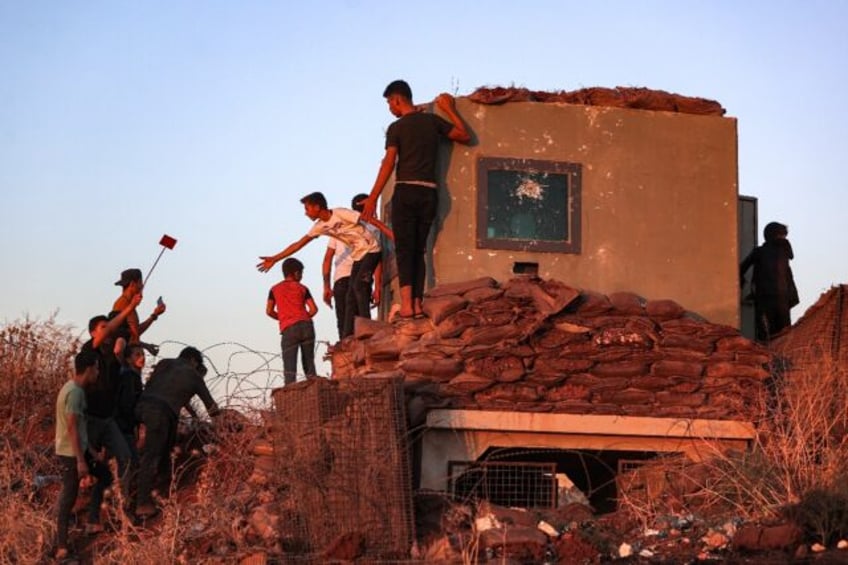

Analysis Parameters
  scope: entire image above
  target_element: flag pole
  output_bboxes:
[144,234,178,287]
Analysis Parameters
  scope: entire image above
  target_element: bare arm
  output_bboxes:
[364,215,394,242]
[372,259,383,306]
[66,412,89,477]
[305,296,318,318]
[257,234,316,273]
[265,298,278,321]
[93,293,143,348]
[361,146,398,221]
[435,93,471,144]
[322,246,334,307]
[138,301,166,336]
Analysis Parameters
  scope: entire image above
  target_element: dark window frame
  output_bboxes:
[476,157,582,253]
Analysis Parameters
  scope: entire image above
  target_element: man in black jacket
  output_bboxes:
[740,221,799,342]
[134,346,220,518]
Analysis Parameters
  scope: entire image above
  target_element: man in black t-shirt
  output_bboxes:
[361,80,471,319]
[80,292,141,528]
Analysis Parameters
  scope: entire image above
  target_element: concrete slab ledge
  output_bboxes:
[425,409,755,440]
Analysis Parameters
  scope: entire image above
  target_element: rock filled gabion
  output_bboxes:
[330,277,771,422]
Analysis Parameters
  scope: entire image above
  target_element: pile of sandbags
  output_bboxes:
[330,277,770,422]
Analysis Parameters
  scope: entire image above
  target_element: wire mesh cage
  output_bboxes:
[449,461,558,509]
[271,377,414,559]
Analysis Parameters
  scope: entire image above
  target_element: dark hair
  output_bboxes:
[123,343,145,361]
[178,346,204,366]
[88,315,108,333]
[300,191,328,210]
[75,349,99,374]
[383,80,412,101]
[764,221,788,242]
[351,193,369,212]
[282,257,304,277]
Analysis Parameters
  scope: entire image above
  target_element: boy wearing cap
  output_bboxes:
[267,257,319,384]
[112,268,167,353]
[257,191,393,338]
[134,346,220,518]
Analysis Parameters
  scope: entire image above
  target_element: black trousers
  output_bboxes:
[391,184,437,300]
[332,276,350,340]
[56,453,111,548]
[135,398,177,508]
[342,251,381,337]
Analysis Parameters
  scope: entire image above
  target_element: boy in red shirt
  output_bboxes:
[266,258,318,384]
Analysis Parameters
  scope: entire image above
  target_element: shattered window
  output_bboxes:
[477,157,581,253]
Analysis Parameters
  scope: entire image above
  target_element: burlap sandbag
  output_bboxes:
[545,382,591,402]
[591,361,648,379]
[466,355,525,383]
[445,372,494,395]
[608,291,646,315]
[436,310,480,339]
[421,294,468,325]
[534,354,594,375]
[654,391,707,407]
[651,360,704,379]
[705,362,769,380]
[715,335,760,352]
[645,299,685,320]
[425,277,497,298]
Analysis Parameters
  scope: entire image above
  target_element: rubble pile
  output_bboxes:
[467,85,726,116]
[331,277,771,422]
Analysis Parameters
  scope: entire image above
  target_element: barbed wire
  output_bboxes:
[148,339,335,413]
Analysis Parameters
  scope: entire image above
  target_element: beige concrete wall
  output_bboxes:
[382,99,740,326]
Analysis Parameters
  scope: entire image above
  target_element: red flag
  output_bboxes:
[159,234,177,249]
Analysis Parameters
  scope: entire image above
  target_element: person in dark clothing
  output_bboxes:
[361,79,471,319]
[740,221,800,342]
[116,343,145,463]
[134,346,220,518]
[80,293,142,529]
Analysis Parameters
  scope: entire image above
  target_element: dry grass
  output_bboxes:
[618,350,848,544]
[0,317,279,563]
[0,315,79,563]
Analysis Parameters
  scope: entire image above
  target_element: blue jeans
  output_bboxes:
[86,416,131,522]
[343,251,381,338]
[281,320,316,384]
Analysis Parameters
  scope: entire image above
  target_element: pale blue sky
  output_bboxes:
[2,1,846,391]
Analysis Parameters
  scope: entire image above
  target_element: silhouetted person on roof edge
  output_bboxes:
[740,221,799,342]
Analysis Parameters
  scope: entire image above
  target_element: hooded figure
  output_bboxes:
[740,221,799,342]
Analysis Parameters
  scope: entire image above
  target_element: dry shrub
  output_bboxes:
[89,419,270,563]
[0,316,79,563]
[617,351,848,545]
[1,317,276,562]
